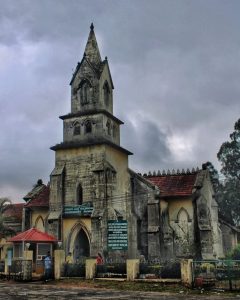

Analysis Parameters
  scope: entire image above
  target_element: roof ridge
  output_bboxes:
[141,167,200,177]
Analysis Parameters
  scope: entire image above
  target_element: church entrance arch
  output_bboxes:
[74,229,90,261]
[67,223,90,262]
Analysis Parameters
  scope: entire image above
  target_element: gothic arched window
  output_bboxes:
[85,120,92,134]
[73,122,81,135]
[35,216,44,232]
[177,207,190,223]
[177,207,190,235]
[76,183,83,205]
[79,80,91,105]
[103,81,110,106]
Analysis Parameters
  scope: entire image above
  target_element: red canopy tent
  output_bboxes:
[8,228,58,273]
[8,228,58,274]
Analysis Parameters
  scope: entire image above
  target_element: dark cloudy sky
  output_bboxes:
[1,0,240,202]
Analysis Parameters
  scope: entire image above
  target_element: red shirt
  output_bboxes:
[96,256,103,265]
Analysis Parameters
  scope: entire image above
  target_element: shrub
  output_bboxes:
[227,244,240,260]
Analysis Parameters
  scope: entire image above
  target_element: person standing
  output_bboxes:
[65,252,73,277]
[96,253,103,265]
[66,252,73,264]
[43,251,52,282]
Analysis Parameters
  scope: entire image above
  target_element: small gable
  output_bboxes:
[24,185,49,208]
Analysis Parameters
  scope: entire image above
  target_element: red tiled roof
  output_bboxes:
[25,185,49,208]
[147,173,197,197]
[8,228,57,242]
[3,203,24,220]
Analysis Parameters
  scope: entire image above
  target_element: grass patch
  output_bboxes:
[52,278,240,296]
[54,278,187,293]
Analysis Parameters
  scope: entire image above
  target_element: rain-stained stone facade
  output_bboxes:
[144,167,224,260]
[48,24,135,260]
[44,24,226,262]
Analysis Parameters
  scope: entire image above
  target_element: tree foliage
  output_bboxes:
[217,119,240,226]
[203,162,231,224]
[203,161,220,190]
[0,197,15,237]
[226,244,240,260]
[217,119,240,180]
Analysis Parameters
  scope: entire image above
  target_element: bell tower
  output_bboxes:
[48,24,132,257]
[59,23,121,147]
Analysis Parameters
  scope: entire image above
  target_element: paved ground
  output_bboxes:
[0,281,240,300]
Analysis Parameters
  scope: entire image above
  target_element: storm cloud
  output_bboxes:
[0,0,240,201]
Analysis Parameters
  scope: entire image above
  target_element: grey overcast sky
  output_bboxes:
[1,0,240,202]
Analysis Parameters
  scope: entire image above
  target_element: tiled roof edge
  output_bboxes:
[141,167,200,177]
[128,168,157,190]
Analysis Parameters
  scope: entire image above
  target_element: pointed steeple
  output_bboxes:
[84,23,102,66]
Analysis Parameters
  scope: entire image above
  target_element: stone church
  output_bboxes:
[21,24,226,262]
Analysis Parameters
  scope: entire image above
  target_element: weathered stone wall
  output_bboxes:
[195,170,223,259]
[220,223,238,255]
[129,171,159,260]
[211,199,224,258]
[201,172,223,258]
[193,170,224,259]
[53,146,104,205]
[51,145,129,209]
[168,198,195,259]
[63,114,120,145]
[71,58,113,115]
[49,143,132,258]
[71,59,101,113]
[99,63,113,113]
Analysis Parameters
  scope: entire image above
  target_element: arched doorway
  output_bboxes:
[73,229,90,261]
[67,223,90,262]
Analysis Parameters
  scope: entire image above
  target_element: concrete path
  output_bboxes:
[0,282,240,299]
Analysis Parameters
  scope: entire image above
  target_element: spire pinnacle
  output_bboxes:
[84,23,101,66]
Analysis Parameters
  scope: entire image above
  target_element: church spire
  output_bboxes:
[84,23,102,66]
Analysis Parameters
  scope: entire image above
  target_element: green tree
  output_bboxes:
[203,161,220,191]
[203,161,230,224]
[217,119,240,226]
[0,197,15,237]
[226,244,240,260]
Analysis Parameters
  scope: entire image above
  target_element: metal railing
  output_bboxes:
[192,260,240,290]
[62,262,85,277]
[96,262,127,278]
[139,261,181,279]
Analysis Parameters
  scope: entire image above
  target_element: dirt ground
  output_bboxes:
[1,279,240,299]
